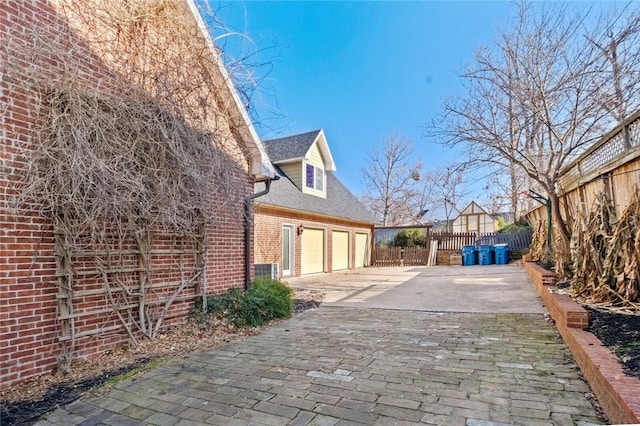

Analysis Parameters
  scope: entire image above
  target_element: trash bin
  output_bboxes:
[462,245,477,266]
[478,245,494,265]
[494,243,508,265]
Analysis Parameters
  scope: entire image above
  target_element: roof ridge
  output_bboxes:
[263,129,322,144]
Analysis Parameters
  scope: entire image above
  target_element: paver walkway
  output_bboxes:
[36,267,607,425]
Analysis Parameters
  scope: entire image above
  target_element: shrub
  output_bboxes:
[393,229,427,247]
[205,277,293,328]
[498,222,531,233]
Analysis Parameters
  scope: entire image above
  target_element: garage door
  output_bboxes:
[331,231,349,271]
[301,228,325,274]
[355,233,369,268]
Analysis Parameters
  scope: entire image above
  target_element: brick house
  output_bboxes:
[254,130,375,277]
[0,0,273,390]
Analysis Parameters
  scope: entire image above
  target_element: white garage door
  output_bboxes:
[355,233,369,268]
[301,228,325,274]
[332,231,349,271]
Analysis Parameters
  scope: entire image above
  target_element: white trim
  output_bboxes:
[272,157,305,165]
[303,162,326,198]
[310,130,336,172]
[281,224,295,276]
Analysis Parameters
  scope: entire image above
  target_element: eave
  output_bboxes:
[185,0,274,180]
[255,203,375,227]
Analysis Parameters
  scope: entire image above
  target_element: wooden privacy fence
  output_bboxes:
[430,232,476,250]
[526,109,640,224]
[474,230,533,250]
[372,247,429,266]
[372,230,532,266]
[431,230,532,251]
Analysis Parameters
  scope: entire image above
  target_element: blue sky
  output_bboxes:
[211,1,519,202]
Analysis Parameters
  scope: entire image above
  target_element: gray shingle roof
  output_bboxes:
[256,166,376,225]
[263,130,321,163]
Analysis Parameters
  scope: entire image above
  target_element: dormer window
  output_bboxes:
[305,163,324,192]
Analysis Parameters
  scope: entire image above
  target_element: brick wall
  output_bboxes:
[255,205,373,277]
[1,1,253,390]
[523,258,640,423]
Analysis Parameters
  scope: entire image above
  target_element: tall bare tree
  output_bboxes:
[361,135,421,226]
[587,5,640,123]
[478,164,528,218]
[429,2,640,242]
[427,164,470,231]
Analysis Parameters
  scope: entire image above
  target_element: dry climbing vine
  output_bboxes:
[4,0,257,371]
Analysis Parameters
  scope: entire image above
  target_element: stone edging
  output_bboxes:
[523,258,640,424]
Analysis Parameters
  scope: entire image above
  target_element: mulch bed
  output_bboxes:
[585,306,640,379]
[0,357,155,426]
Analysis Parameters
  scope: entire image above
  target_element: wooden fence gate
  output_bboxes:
[372,247,429,266]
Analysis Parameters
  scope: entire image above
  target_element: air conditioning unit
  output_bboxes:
[254,263,279,280]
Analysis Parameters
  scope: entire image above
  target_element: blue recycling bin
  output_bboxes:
[462,245,477,266]
[494,243,508,265]
[478,245,494,265]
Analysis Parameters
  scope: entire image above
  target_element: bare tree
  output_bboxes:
[479,164,528,219]
[425,164,470,231]
[410,170,439,224]
[587,5,640,123]
[361,135,421,226]
[429,2,640,242]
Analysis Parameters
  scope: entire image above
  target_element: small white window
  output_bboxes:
[305,163,324,191]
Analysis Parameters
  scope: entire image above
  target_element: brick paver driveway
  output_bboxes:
[36,266,606,425]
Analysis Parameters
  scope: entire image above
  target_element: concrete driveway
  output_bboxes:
[285,265,546,314]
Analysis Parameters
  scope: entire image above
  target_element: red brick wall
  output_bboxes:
[254,205,373,277]
[523,259,640,423]
[522,260,589,329]
[1,1,252,390]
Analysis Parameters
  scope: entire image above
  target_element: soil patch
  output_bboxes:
[585,306,640,379]
[0,288,324,426]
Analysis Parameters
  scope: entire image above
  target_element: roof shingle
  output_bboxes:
[263,130,321,163]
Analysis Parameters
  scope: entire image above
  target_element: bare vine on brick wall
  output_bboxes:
[4,0,257,371]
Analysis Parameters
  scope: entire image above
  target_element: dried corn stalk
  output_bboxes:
[571,189,640,309]
[553,232,572,279]
[530,220,548,261]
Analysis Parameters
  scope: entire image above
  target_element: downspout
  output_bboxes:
[245,176,278,289]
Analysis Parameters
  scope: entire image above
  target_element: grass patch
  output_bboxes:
[104,358,163,387]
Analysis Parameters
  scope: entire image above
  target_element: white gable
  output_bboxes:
[306,129,336,172]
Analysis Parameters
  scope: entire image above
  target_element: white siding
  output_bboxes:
[280,162,303,189]
[308,143,324,167]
